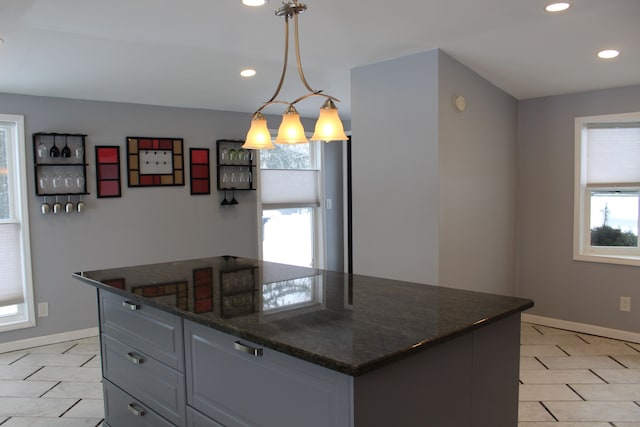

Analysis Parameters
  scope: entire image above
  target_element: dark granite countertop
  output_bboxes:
[73,256,533,376]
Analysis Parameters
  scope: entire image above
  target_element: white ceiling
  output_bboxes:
[0,0,638,120]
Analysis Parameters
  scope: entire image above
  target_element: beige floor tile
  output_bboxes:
[0,366,41,381]
[593,368,640,383]
[28,367,101,383]
[558,342,640,356]
[520,369,604,384]
[21,342,77,354]
[534,325,579,335]
[521,357,547,370]
[13,353,93,368]
[521,345,567,357]
[74,336,100,345]
[614,355,640,369]
[81,356,101,368]
[521,334,587,346]
[578,334,633,345]
[570,383,640,401]
[522,323,544,337]
[1,417,103,426]
[545,401,640,422]
[65,343,100,355]
[615,423,640,427]
[0,380,57,397]
[0,397,77,417]
[62,399,104,418]
[519,384,582,401]
[518,402,555,422]
[43,381,103,399]
[518,423,611,427]
[628,342,640,352]
[538,355,624,370]
[0,352,26,365]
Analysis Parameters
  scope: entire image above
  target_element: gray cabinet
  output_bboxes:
[101,334,186,425]
[104,380,175,427]
[99,290,183,369]
[99,290,186,426]
[184,320,353,427]
[187,407,225,427]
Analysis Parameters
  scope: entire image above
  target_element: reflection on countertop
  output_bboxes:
[73,255,533,375]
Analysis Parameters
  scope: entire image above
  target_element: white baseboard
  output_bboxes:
[0,327,99,353]
[522,313,640,344]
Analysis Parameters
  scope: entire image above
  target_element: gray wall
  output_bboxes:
[323,141,345,272]
[351,49,518,297]
[351,50,440,284]
[517,85,640,332]
[438,52,518,295]
[0,93,260,343]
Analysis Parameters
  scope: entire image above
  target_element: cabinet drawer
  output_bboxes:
[102,333,186,426]
[187,406,224,427]
[99,289,184,370]
[104,379,175,427]
[185,320,352,427]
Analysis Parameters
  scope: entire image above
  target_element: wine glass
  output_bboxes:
[37,139,48,159]
[221,190,230,206]
[49,135,60,158]
[61,137,71,158]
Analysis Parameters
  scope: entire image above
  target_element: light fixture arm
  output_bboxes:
[243,0,347,149]
[253,0,340,115]
[292,11,315,94]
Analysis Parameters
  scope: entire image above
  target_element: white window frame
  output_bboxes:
[257,138,326,269]
[0,114,35,331]
[573,112,640,266]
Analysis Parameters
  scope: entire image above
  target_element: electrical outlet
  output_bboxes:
[620,296,631,312]
[38,302,49,317]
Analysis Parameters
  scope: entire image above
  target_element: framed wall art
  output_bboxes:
[127,137,185,187]
[190,148,210,195]
[95,146,122,198]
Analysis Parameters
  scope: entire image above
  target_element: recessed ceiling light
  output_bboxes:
[242,0,267,6]
[240,69,257,77]
[545,2,571,12]
[597,49,620,59]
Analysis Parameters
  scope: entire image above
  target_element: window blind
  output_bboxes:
[260,169,319,205]
[0,222,25,307]
[587,125,640,185]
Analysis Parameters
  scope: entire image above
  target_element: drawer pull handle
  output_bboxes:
[234,340,263,357]
[127,403,146,417]
[126,352,144,365]
[122,301,140,310]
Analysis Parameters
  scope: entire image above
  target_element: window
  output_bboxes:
[0,114,35,331]
[574,112,640,265]
[259,143,324,268]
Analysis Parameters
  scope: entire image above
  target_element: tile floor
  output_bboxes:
[519,322,640,427]
[0,322,638,426]
[0,336,103,426]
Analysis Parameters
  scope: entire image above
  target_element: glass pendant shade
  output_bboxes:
[311,99,347,142]
[243,112,275,149]
[275,106,309,144]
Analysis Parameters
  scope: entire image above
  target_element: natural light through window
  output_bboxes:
[0,114,34,331]
[574,112,640,265]
[259,142,323,268]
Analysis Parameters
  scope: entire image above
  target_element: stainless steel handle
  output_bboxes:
[122,300,140,310]
[127,403,146,417]
[234,340,263,357]
[126,352,144,365]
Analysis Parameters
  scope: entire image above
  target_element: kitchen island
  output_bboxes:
[73,256,533,427]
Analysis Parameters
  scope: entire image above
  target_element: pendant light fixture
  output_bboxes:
[242,0,347,150]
